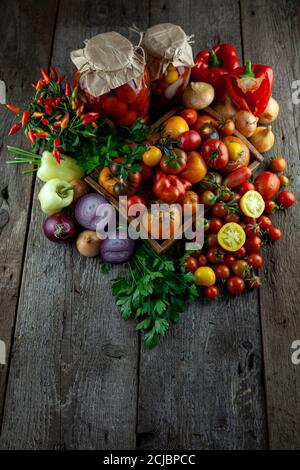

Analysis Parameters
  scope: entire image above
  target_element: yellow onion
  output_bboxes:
[213,95,238,119]
[249,126,275,152]
[234,110,258,137]
[258,97,280,124]
[182,82,215,110]
[76,230,101,257]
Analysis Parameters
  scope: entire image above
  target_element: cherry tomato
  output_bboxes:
[224,213,240,223]
[198,124,219,142]
[204,285,220,299]
[235,247,247,259]
[207,233,219,247]
[199,190,216,207]
[102,96,127,118]
[194,266,216,287]
[224,254,236,268]
[115,109,137,127]
[245,236,262,254]
[217,118,235,137]
[212,201,227,218]
[140,162,154,181]
[268,227,282,241]
[206,247,225,265]
[202,139,229,170]
[215,264,230,279]
[209,218,223,233]
[226,276,245,295]
[269,156,287,173]
[258,215,272,230]
[142,146,162,167]
[192,115,218,132]
[127,195,146,217]
[264,200,278,214]
[197,254,207,266]
[245,222,261,238]
[279,175,289,187]
[179,130,201,151]
[232,192,241,204]
[183,190,199,215]
[179,108,198,126]
[185,256,199,273]
[276,190,296,208]
[239,222,246,230]
[248,254,263,269]
[254,171,280,200]
[232,260,248,277]
[238,181,255,196]
[247,276,262,289]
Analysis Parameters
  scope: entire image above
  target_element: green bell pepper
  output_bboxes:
[38,178,74,215]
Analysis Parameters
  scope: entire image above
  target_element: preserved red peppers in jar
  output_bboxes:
[71,32,150,126]
[142,23,195,108]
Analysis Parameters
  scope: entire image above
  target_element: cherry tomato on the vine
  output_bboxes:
[245,222,261,238]
[226,276,246,295]
[184,256,199,273]
[215,264,231,279]
[199,190,216,207]
[248,253,263,269]
[232,260,249,277]
[206,247,225,264]
[238,181,255,196]
[279,175,289,187]
[247,276,262,289]
[212,201,227,218]
[224,254,236,267]
[224,213,240,223]
[203,285,220,299]
[235,247,247,259]
[245,236,262,254]
[197,254,207,266]
[207,233,219,247]
[269,156,287,173]
[276,190,296,208]
[209,218,223,233]
[264,200,278,214]
[258,215,272,230]
[268,227,282,241]
[217,118,235,137]
[179,108,198,126]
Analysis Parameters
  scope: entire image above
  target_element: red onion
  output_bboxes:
[74,193,114,231]
[43,213,76,242]
[100,230,135,263]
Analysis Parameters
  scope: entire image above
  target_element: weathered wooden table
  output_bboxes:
[0,0,299,450]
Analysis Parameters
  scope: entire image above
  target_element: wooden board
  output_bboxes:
[0,0,59,430]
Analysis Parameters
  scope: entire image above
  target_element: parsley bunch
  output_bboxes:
[111,242,198,348]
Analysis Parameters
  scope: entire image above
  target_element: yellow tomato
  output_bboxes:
[194,266,216,287]
[240,190,265,218]
[163,116,189,139]
[226,141,244,161]
[217,222,246,252]
[142,146,162,167]
[165,70,179,84]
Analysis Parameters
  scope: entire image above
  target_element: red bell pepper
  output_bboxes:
[153,172,186,203]
[192,44,240,99]
[226,60,273,116]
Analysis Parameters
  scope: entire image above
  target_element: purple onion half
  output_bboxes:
[74,193,114,231]
[100,230,136,264]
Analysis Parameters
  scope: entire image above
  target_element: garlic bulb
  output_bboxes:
[182,82,215,110]
[249,126,275,152]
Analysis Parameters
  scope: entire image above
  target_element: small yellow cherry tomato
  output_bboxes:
[165,70,179,84]
[163,116,189,139]
[226,141,244,161]
[142,146,162,167]
[194,266,216,287]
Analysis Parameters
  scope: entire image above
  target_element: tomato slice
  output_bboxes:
[217,222,246,252]
[240,190,265,218]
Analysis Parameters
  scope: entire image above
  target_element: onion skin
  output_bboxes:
[182,82,215,110]
[76,230,102,257]
[234,110,258,137]
[258,97,279,124]
[249,126,275,153]
[214,95,238,119]
[100,231,135,264]
[74,193,114,231]
[43,213,76,242]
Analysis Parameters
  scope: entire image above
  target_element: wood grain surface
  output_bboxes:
[0,0,299,450]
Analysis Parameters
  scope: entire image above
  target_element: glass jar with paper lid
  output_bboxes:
[71,32,150,126]
[142,23,195,108]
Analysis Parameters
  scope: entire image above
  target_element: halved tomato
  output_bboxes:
[221,136,250,173]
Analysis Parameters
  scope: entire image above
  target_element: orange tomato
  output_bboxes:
[191,114,218,132]
[163,116,189,138]
[179,151,207,183]
[182,190,199,214]
[141,202,181,239]
[221,136,250,173]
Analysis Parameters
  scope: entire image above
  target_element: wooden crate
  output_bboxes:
[85,106,264,255]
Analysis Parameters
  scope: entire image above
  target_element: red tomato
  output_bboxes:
[197,254,207,266]
[269,157,287,173]
[217,118,235,137]
[179,108,198,126]
[254,171,280,200]
[247,276,262,289]
[199,190,216,207]
[206,247,225,264]
[235,247,247,259]
[226,276,245,295]
[245,222,261,237]
[179,130,201,151]
[209,218,223,233]
[215,264,230,279]
[224,254,236,267]
[238,181,256,195]
[245,236,262,254]
[115,109,137,126]
[276,191,296,208]
[202,139,229,170]
[248,254,263,269]
[207,233,219,247]
[224,213,240,223]
[140,162,154,181]
[258,215,272,230]
[102,96,127,118]
[212,201,227,218]
[204,285,220,299]
[264,200,278,214]
[184,256,199,273]
[127,195,147,217]
[192,114,218,132]
[232,260,248,277]
[268,227,282,241]
[116,82,139,104]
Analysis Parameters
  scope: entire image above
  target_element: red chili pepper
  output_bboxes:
[50,65,58,81]
[65,80,71,97]
[6,104,21,113]
[26,129,36,144]
[44,104,53,115]
[53,121,61,127]
[34,131,49,139]
[58,74,65,84]
[55,98,63,106]
[192,44,240,99]
[53,149,61,163]
[41,117,49,125]
[226,60,273,116]
[41,68,51,84]
[33,111,44,118]
[60,112,69,129]
[21,111,30,128]
[8,122,21,136]
[82,112,99,125]
[55,114,63,119]
[76,103,85,116]
[54,139,61,147]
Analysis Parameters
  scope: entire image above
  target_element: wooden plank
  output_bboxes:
[137,0,267,450]
[240,0,300,449]
[0,0,58,429]
[0,0,149,450]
